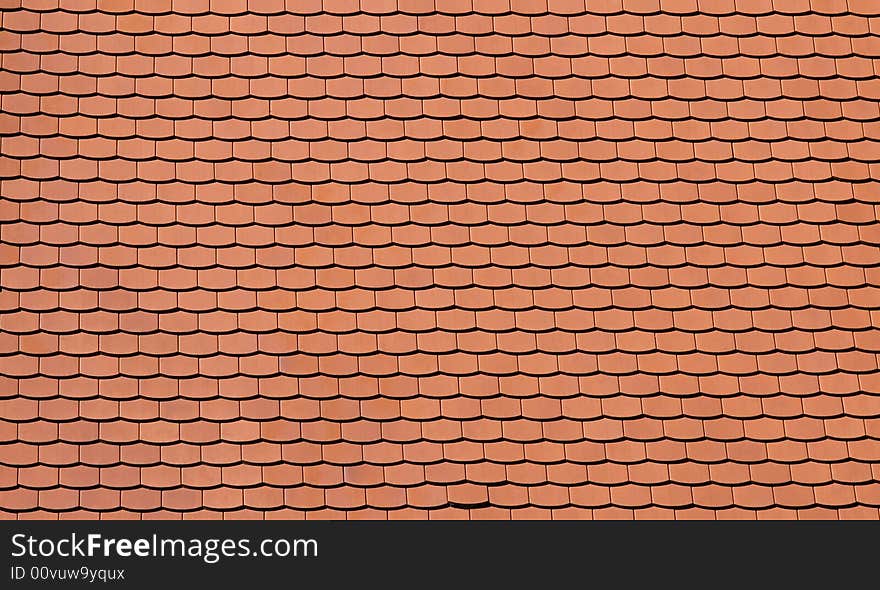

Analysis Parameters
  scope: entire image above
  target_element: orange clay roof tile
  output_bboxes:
[0,0,879,519]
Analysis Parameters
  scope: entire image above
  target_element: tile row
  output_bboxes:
[1,412,878,439]
[6,147,880,167]
[5,38,880,59]
[3,6,879,25]
[0,209,880,230]
[3,232,878,254]
[20,282,876,309]
[1,436,879,464]
[1,284,876,309]
[4,372,873,397]
[0,77,877,104]
[3,251,878,270]
[4,96,880,120]
[3,505,880,520]
[1,479,879,510]
[5,137,880,163]
[0,326,880,354]
[0,351,876,377]
[6,50,880,77]
[1,179,875,204]
[1,329,877,358]
[5,161,880,184]
[3,327,877,352]
[0,392,876,418]
[0,268,875,293]
[3,465,880,494]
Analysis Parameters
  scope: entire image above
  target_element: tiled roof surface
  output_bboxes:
[1,0,880,520]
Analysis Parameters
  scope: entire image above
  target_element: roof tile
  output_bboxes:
[1,0,878,519]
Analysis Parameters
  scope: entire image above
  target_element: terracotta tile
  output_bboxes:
[2,0,878,520]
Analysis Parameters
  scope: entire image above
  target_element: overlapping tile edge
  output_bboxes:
[0,0,879,519]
